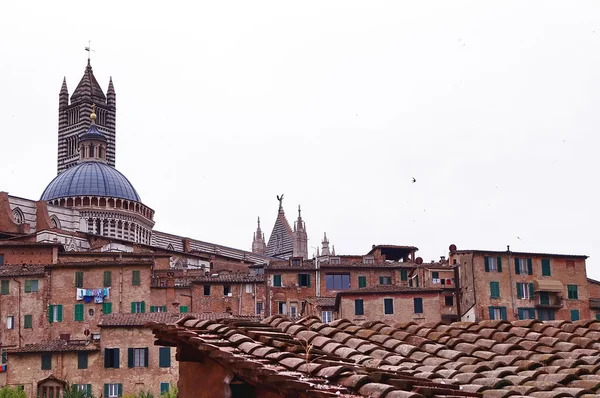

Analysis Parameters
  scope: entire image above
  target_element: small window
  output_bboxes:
[203,285,211,295]
[24,315,32,329]
[160,383,170,395]
[273,275,282,287]
[104,383,122,398]
[413,298,423,314]
[104,348,120,368]
[432,272,439,280]
[571,309,580,321]
[129,347,148,368]
[131,301,145,313]
[78,352,88,369]
[567,285,579,300]
[291,258,302,266]
[48,304,63,323]
[484,256,502,272]
[379,276,392,285]
[384,298,394,315]
[321,310,333,323]
[363,256,374,264]
[298,273,310,287]
[223,285,231,296]
[180,306,189,313]
[514,258,531,275]
[150,306,167,313]
[24,280,39,293]
[7,315,14,330]
[290,303,298,318]
[73,385,91,396]
[518,308,536,320]
[75,271,84,288]
[1,280,9,295]
[444,296,454,306]
[516,282,534,300]
[278,301,287,315]
[330,257,341,265]
[354,299,364,316]
[400,270,408,281]
[358,276,367,288]
[103,271,112,287]
[132,271,141,286]
[488,306,507,320]
[256,302,263,314]
[542,259,552,276]
[41,353,52,370]
[103,302,113,314]
[159,347,171,368]
[245,284,253,293]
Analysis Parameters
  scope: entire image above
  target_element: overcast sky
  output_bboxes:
[1,2,599,276]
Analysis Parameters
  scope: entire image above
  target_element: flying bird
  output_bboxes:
[412,177,416,183]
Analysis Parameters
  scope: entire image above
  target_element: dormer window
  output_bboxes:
[290,258,302,267]
[363,256,374,264]
[330,257,340,265]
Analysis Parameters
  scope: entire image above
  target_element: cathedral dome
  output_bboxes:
[40,162,141,202]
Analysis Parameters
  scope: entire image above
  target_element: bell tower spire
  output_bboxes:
[292,205,308,260]
[252,217,266,255]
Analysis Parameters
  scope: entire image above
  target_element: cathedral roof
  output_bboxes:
[41,161,141,202]
[79,123,107,142]
[266,206,294,258]
[71,60,106,104]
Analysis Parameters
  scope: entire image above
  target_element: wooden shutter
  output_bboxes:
[144,348,149,367]
[118,384,123,397]
[527,258,533,275]
[75,304,84,321]
[103,302,112,314]
[497,257,502,272]
[516,283,522,299]
[514,258,520,275]
[159,347,171,367]
[128,348,134,368]
[413,298,423,313]
[358,276,366,288]
[113,348,120,369]
[104,271,112,287]
[104,349,110,368]
[24,280,31,293]
[484,257,490,272]
[57,305,63,322]
[500,307,507,320]
[355,299,364,315]
[131,302,137,313]
[86,385,92,396]
[529,283,535,298]
[384,298,394,314]
[307,274,311,287]
[104,384,109,398]
[488,307,495,319]
[48,305,54,323]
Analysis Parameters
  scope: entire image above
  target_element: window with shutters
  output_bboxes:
[321,310,333,323]
[256,302,263,315]
[273,275,282,287]
[131,301,145,313]
[0,255,3,265]
[489,282,500,298]
[245,284,253,293]
[298,273,310,287]
[567,285,578,300]
[103,271,112,287]
[78,352,88,369]
[7,315,14,329]
[358,276,367,288]
[354,299,364,315]
[1,280,9,295]
[223,285,231,296]
[131,348,148,367]
[413,298,423,314]
[24,315,32,329]
[518,308,536,320]
[75,271,84,288]
[203,285,211,295]
[384,298,394,315]
[514,258,532,275]
[180,306,189,313]
[542,259,552,276]
[488,306,507,320]
[132,270,141,286]
[159,347,171,367]
[277,301,287,315]
[73,385,91,396]
[431,272,440,284]
[1,349,6,365]
[516,283,534,299]
[48,304,63,323]
[484,256,502,272]
[104,348,120,368]
[150,306,167,313]
[74,304,84,321]
[400,270,408,281]
[537,309,555,321]
[596,313,600,320]
[160,383,170,395]
[24,280,38,293]
[103,302,112,314]
[379,276,392,285]
[105,383,122,398]
[41,353,52,370]
[571,309,580,321]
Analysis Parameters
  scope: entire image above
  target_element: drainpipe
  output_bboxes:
[253,283,257,316]
[470,255,476,321]
[315,257,320,297]
[507,245,516,318]
[13,279,22,348]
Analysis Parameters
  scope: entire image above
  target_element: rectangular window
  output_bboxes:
[596,313,600,320]
[571,309,580,321]
[104,383,122,398]
[431,272,439,279]
[103,302,112,315]
[245,284,253,293]
[41,353,52,370]
[484,256,502,272]
[1,349,6,365]
[384,298,394,315]
[321,310,333,323]
[180,305,189,313]
[132,270,141,286]
[223,285,231,296]
[514,258,532,275]
[24,315,32,329]
[363,257,374,264]
[540,292,550,305]
[567,285,579,300]
[488,306,507,320]
[516,283,534,299]
[325,274,351,290]
[400,270,408,281]
[538,309,555,321]
[160,383,170,395]
[273,275,282,287]
[24,280,39,293]
[7,316,14,330]
[75,271,84,288]
[159,347,171,367]
[256,302,263,315]
[150,306,167,313]
[354,299,364,315]
[298,273,311,287]
[0,254,3,265]
[78,352,88,369]
[379,276,392,285]
[518,308,536,320]
[1,280,9,295]
[291,258,302,266]
[290,304,298,318]
[489,282,500,298]
[73,385,92,396]
[444,296,454,306]
[541,259,551,276]
[104,348,120,368]
[278,301,287,315]
[48,304,63,323]
[74,304,84,321]
[103,271,112,287]
[413,298,423,314]
[203,285,211,295]
[128,347,149,368]
[358,276,367,288]
[131,301,145,313]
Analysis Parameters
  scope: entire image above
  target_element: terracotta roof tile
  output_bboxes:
[0,264,45,277]
[8,340,100,353]
[99,312,260,327]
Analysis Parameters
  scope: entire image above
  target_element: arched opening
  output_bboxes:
[91,197,98,206]
[66,198,73,207]
[99,198,106,207]
[89,143,94,158]
[50,215,61,229]
[83,197,90,206]
[12,207,24,224]
[75,197,82,206]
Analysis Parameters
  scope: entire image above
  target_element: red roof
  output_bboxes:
[0,264,45,277]
[452,249,588,259]
[8,340,100,353]
[99,312,261,327]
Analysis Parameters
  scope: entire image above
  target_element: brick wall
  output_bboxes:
[0,246,54,265]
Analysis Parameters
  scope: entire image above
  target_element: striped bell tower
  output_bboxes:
[57,60,116,173]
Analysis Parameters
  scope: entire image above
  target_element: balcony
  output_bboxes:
[535,295,564,308]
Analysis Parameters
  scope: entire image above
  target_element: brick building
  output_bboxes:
[450,246,590,322]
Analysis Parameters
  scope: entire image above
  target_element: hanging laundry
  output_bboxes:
[76,288,85,301]
[84,296,92,303]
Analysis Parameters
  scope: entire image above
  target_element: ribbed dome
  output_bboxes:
[41,162,141,202]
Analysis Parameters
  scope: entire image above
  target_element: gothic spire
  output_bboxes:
[59,77,69,108]
[71,60,106,104]
[252,216,266,255]
[321,232,331,256]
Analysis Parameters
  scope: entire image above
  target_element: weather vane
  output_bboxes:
[85,40,95,61]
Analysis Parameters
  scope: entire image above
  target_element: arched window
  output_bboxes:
[166,244,174,251]
[12,207,24,224]
[89,144,94,158]
[98,146,104,159]
[50,215,61,229]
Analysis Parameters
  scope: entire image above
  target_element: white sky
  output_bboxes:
[1,1,599,277]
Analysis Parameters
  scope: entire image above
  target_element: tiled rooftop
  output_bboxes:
[451,249,588,259]
[8,340,100,353]
[337,285,442,295]
[99,312,261,327]
[192,274,265,283]
[0,264,45,277]
[306,296,336,308]
[149,315,600,398]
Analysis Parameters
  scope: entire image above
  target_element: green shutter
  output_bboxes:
[500,307,507,320]
[144,348,149,367]
[180,306,189,313]
[162,306,167,312]
[160,383,170,394]
[355,299,364,315]
[48,305,54,323]
[514,258,520,275]
[529,283,535,298]
[490,282,500,298]
[497,257,502,272]
[568,285,578,300]
[159,347,171,368]
[540,292,549,305]
[57,305,63,322]
[131,302,136,313]
[114,348,120,369]
[104,271,112,287]
[527,258,533,275]
[24,280,31,293]
[24,315,32,329]
[86,385,92,396]
[414,298,423,313]
[274,275,281,287]
[128,348,134,368]
[1,280,9,295]
[571,309,580,321]
[517,308,524,320]
[103,302,112,314]
[104,385,109,398]
[484,257,490,272]
[75,271,84,288]
[596,313,600,320]
[488,307,494,319]
[150,306,156,313]
[118,384,123,397]
[358,276,366,288]
[140,301,145,313]
[432,272,439,279]
[542,259,551,276]
[400,270,408,281]
[41,354,51,370]
[307,274,311,287]
[74,304,84,321]
[516,283,522,299]
[132,270,140,286]
[78,352,88,369]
